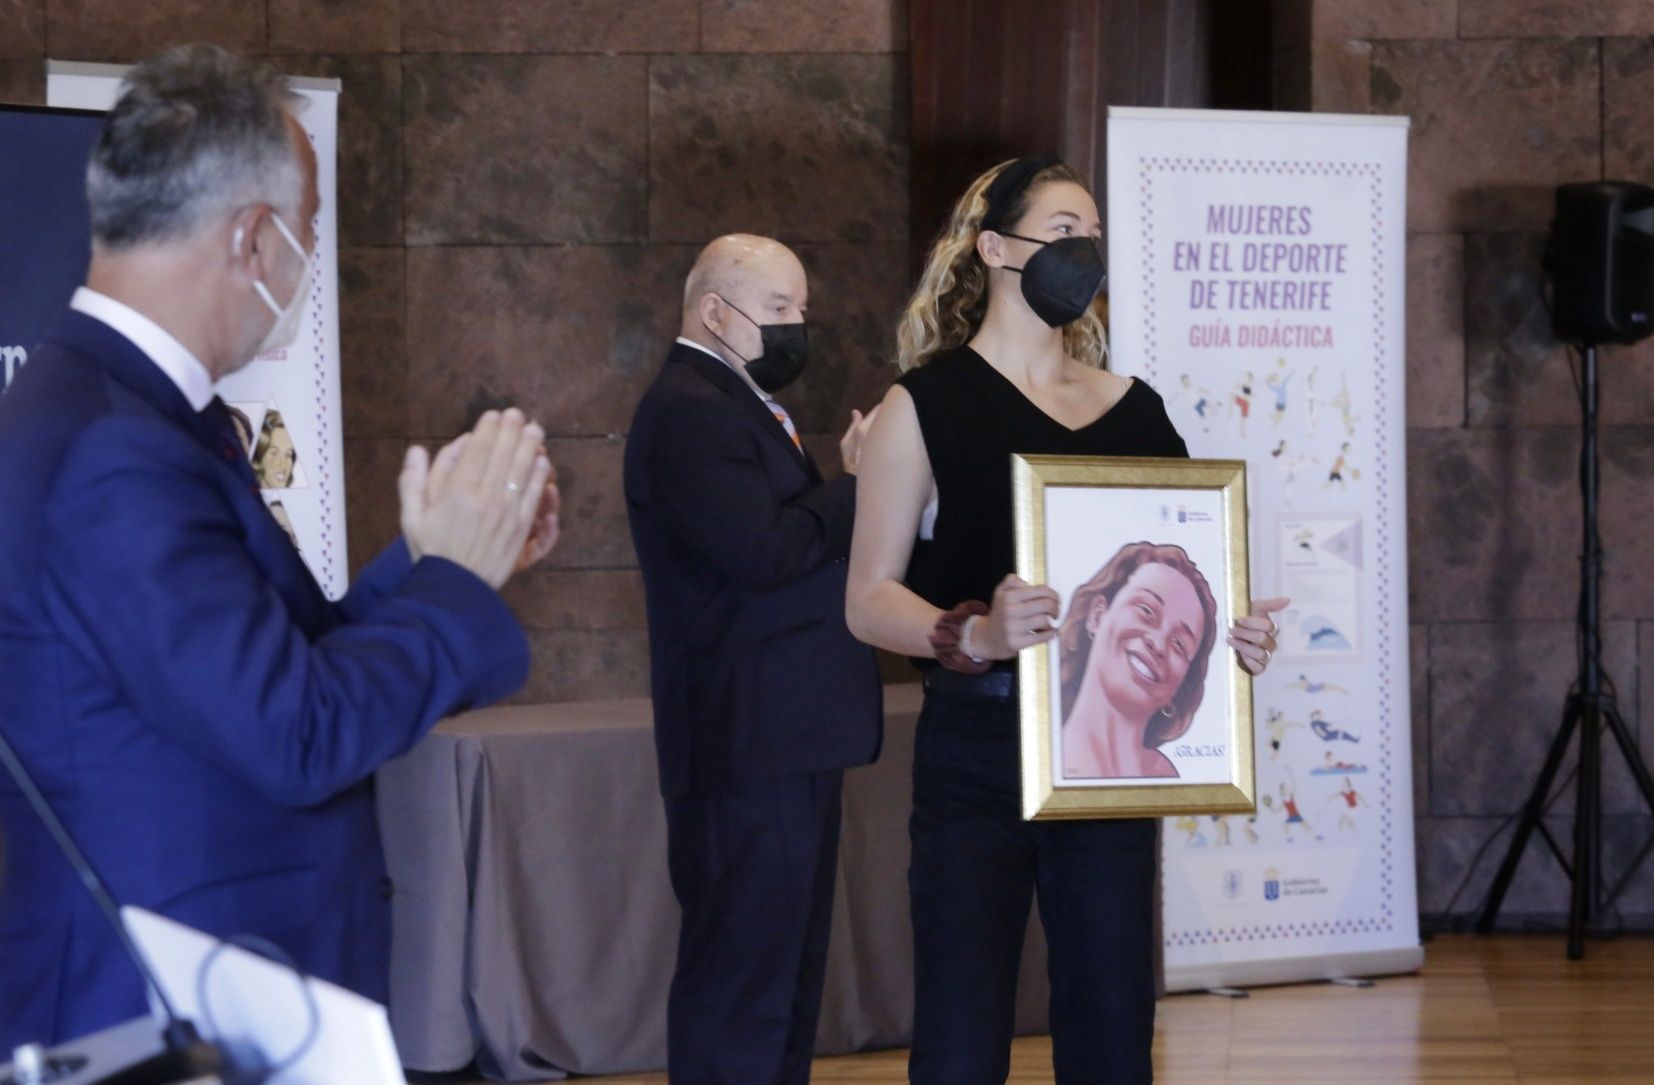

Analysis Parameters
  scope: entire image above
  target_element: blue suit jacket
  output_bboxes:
[0,312,530,1046]
[623,344,882,797]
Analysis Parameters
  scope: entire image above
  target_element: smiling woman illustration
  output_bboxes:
[253,408,297,489]
[1058,541,1220,779]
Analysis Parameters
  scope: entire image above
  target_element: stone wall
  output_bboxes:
[15,0,1641,925]
[0,0,911,704]
[1283,0,1654,924]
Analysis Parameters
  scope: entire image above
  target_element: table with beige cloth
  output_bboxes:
[375,684,1052,1080]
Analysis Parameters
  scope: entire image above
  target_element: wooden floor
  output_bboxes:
[427,934,1654,1083]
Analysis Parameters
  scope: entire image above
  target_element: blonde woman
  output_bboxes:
[846,155,1286,1083]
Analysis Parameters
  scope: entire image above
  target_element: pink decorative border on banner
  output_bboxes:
[1137,157,1401,946]
[308,194,338,596]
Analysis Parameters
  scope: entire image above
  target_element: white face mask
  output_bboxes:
[248,212,316,357]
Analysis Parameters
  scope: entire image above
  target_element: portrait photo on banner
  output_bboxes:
[1013,455,1255,821]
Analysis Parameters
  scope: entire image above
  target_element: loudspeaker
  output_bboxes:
[1549,181,1654,346]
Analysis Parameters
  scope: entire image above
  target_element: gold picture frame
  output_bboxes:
[1013,454,1254,821]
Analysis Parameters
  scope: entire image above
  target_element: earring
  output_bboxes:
[1159,704,1175,718]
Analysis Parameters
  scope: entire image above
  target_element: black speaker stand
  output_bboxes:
[1476,343,1654,957]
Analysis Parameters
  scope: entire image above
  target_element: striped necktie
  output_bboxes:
[767,400,802,452]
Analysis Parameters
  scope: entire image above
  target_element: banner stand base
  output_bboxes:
[1166,944,1424,995]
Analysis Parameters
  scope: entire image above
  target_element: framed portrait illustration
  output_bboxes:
[1013,455,1254,820]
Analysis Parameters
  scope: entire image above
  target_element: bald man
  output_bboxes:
[624,235,883,1083]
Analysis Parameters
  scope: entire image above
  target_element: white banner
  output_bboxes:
[49,62,350,599]
[1106,107,1421,989]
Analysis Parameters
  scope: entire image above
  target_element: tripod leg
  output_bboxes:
[1599,705,1654,909]
[1603,704,1654,812]
[1570,698,1601,959]
[1477,697,1581,934]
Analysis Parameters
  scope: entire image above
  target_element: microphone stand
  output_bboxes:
[0,725,251,1084]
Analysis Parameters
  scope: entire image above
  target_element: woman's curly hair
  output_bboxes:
[895,157,1109,372]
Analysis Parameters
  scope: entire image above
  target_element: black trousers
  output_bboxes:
[664,769,843,1085]
[908,687,1158,1085]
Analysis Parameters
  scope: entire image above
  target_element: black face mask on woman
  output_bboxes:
[706,295,810,393]
[998,233,1108,328]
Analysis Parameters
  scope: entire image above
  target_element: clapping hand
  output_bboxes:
[399,409,553,590]
[514,460,560,573]
[840,406,880,476]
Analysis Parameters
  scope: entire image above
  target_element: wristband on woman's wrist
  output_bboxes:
[930,600,992,674]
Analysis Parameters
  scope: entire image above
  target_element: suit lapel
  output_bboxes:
[48,311,326,604]
[51,312,232,463]
[799,438,824,484]
[669,343,810,468]
[54,312,199,425]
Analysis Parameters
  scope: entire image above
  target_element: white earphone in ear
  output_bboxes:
[232,225,245,254]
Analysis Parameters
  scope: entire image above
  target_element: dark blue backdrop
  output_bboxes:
[0,105,105,394]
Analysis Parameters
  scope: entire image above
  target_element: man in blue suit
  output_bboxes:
[624,235,883,1083]
[0,45,559,1046]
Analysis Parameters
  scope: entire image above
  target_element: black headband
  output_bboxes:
[980,152,1062,233]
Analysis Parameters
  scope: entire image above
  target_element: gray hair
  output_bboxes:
[87,44,303,250]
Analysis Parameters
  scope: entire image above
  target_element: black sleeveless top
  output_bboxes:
[898,346,1189,646]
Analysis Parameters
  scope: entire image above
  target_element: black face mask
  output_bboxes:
[999,233,1108,327]
[706,295,810,393]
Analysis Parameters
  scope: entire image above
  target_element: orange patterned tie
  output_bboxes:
[768,401,803,452]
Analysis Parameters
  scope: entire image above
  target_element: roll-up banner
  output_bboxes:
[46,61,349,598]
[1107,106,1422,990]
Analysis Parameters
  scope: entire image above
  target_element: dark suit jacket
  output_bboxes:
[0,311,530,1046]
[624,343,882,797]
